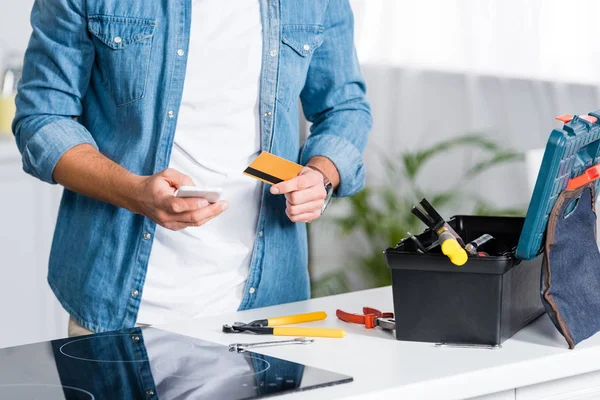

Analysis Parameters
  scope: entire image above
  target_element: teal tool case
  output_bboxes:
[517,112,600,260]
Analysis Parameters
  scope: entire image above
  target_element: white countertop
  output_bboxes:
[158,286,600,400]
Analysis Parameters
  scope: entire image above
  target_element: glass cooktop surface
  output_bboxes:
[0,327,352,399]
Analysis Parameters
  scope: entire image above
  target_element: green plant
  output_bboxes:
[310,134,527,298]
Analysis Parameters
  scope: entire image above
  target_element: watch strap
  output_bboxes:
[306,164,334,216]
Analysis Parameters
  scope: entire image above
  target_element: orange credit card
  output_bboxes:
[243,152,303,184]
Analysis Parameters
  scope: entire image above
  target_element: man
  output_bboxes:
[14,0,371,334]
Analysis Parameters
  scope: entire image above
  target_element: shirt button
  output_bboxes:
[114,36,122,44]
[132,335,140,342]
[258,231,263,237]
[249,287,256,294]
[177,49,185,57]
[303,44,310,51]
[168,111,175,118]
[143,232,151,240]
[131,289,139,298]
[263,111,272,117]
[270,49,277,57]
[146,389,154,397]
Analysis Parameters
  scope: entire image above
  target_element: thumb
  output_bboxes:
[161,168,195,188]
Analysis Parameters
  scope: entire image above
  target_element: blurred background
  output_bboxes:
[1,0,600,348]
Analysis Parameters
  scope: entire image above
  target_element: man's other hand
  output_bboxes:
[270,167,326,223]
[133,168,229,231]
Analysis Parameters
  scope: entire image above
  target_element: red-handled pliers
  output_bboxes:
[336,307,396,330]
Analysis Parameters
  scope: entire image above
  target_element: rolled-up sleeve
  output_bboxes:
[13,0,97,184]
[299,0,372,198]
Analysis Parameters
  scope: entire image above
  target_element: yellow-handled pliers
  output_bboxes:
[222,311,346,338]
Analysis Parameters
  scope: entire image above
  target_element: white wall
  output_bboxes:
[0,0,32,68]
[352,0,600,86]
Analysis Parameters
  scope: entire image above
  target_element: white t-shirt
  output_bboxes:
[138,0,263,325]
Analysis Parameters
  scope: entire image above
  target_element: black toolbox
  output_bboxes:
[385,215,544,346]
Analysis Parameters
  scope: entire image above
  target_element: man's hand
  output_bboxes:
[52,145,228,231]
[270,167,326,223]
[132,168,229,231]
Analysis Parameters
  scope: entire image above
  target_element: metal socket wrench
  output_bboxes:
[229,337,314,353]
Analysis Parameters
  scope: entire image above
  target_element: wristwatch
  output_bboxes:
[307,165,334,215]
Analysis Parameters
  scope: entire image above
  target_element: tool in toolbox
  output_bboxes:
[228,337,314,353]
[222,311,346,338]
[517,112,600,260]
[336,307,395,330]
[411,198,468,266]
[465,234,494,256]
[407,231,427,253]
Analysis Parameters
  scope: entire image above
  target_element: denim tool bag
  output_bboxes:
[518,111,600,349]
[542,182,600,349]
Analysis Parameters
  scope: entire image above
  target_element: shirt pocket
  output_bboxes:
[88,15,157,107]
[277,24,324,111]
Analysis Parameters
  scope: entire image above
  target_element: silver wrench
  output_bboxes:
[229,337,314,353]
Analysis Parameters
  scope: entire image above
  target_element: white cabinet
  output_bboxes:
[0,141,66,348]
[467,371,600,400]
[516,370,600,400]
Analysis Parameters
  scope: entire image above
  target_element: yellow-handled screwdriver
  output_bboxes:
[437,226,468,266]
[251,311,327,327]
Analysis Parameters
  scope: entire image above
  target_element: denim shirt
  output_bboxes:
[13,0,372,333]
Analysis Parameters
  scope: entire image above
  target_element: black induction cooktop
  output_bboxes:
[0,327,352,399]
